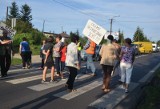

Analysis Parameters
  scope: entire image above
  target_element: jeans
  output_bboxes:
[66,67,77,90]
[55,57,61,74]
[60,61,65,72]
[120,62,133,84]
[86,54,96,74]
[21,52,31,67]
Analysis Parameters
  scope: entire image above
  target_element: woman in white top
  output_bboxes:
[65,34,80,92]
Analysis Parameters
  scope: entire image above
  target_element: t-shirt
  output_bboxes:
[121,46,135,64]
[20,41,30,52]
[1,36,13,55]
[43,42,53,62]
[54,42,62,57]
[61,46,67,62]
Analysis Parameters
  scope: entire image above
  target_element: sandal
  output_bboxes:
[101,86,105,90]
[103,89,111,93]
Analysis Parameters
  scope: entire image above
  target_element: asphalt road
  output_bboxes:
[0,53,160,109]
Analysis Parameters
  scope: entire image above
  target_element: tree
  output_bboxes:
[118,29,124,44]
[9,1,19,18]
[15,19,32,33]
[157,40,160,46]
[20,4,32,23]
[133,27,145,42]
[76,29,80,36]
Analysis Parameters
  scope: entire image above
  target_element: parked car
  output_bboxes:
[152,43,158,52]
[133,42,153,54]
[131,44,140,55]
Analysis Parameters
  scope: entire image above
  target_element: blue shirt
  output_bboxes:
[20,41,30,52]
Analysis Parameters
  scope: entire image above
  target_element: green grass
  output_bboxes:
[30,45,41,55]
[11,58,22,66]
[14,45,41,55]
[137,69,160,109]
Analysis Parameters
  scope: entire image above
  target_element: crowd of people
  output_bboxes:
[0,29,135,93]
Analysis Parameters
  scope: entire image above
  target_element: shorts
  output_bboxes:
[44,61,54,68]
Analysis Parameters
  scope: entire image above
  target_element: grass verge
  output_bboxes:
[11,58,22,66]
[137,69,160,109]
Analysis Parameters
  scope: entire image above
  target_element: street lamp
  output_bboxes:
[109,15,120,35]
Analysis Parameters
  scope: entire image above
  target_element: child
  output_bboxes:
[39,40,46,69]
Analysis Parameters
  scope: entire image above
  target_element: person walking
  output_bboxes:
[0,30,14,77]
[99,35,116,93]
[65,34,80,92]
[0,31,12,77]
[120,38,135,93]
[60,41,68,80]
[39,39,46,70]
[84,38,96,76]
[19,37,31,69]
[42,36,55,83]
[112,39,121,77]
[54,34,62,77]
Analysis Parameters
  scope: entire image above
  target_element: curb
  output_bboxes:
[114,62,160,109]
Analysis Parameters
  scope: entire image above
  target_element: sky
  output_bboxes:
[0,0,160,42]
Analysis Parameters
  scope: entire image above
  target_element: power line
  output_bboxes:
[51,0,95,18]
[50,0,102,20]
[117,20,160,23]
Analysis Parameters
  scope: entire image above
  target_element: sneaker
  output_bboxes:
[50,79,56,83]
[121,85,125,89]
[125,89,129,93]
[91,73,97,76]
[27,65,31,69]
[22,67,25,69]
[41,80,47,83]
[61,77,66,80]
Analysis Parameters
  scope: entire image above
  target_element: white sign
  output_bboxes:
[83,20,106,44]
[0,22,16,37]
[104,32,119,40]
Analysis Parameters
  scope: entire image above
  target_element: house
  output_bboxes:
[43,32,70,42]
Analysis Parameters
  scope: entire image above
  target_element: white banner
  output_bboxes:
[83,20,106,45]
[0,22,16,37]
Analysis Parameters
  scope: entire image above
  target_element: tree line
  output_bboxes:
[5,1,43,47]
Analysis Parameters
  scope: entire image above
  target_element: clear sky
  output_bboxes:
[0,0,160,42]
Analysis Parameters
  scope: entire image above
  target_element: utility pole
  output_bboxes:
[61,26,63,32]
[6,6,9,22]
[109,15,120,35]
[42,20,45,33]
[109,18,113,35]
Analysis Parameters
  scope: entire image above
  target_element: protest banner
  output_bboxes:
[0,22,16,37]
[83,20,106,44]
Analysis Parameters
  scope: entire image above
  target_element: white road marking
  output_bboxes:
[139,62,160,83]
[27,74,93,91]
[54,78,102,100]
[6,73,47,84]
[89,82,139,109]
